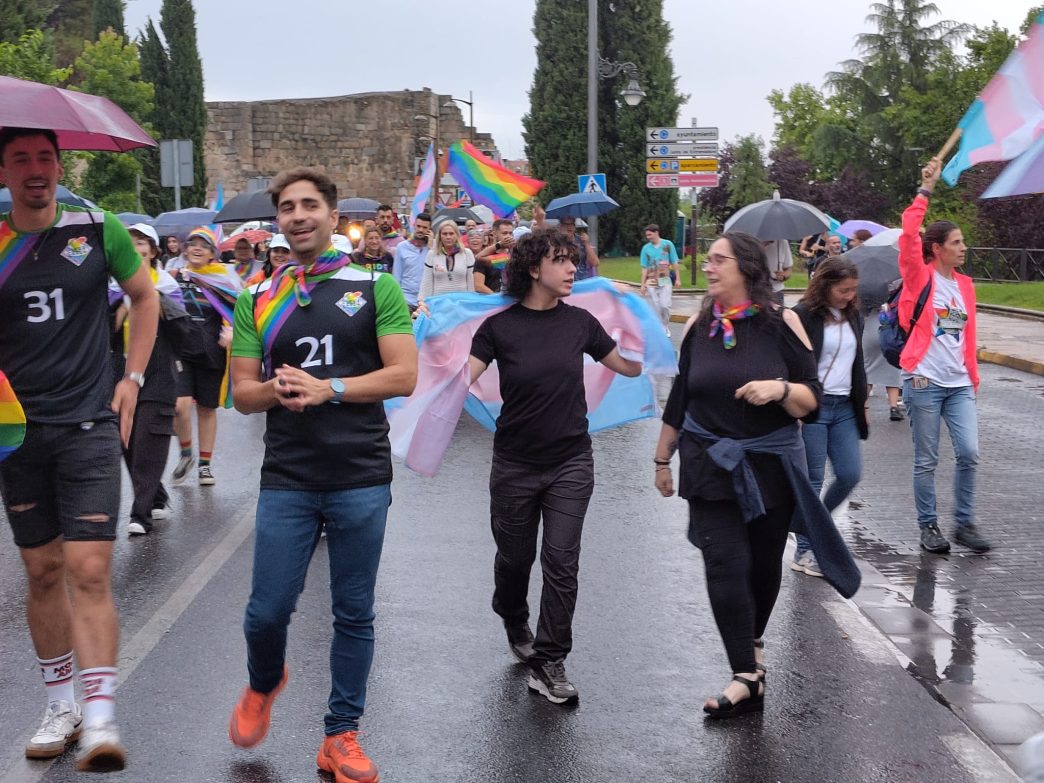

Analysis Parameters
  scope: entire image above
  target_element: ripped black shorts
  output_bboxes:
[0,420,121,548]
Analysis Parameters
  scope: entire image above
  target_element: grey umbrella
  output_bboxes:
[337,197,380,220]
[841,243,900,310]
[214,191,276,223]
[152,207,217,238]
[0,184,97,212]
[723,190,831,240]
[434,207,482,226]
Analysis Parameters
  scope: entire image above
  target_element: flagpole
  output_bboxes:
[937,128,963,162]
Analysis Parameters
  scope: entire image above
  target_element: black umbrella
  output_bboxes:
[841,243,900,310]
[723,190,831,240]
[214,190,276,223]
[337,197,380,220]
[434,207,482,226]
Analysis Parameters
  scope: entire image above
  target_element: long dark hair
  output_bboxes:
[697,231,778,328]
[504,228,577,300]
[922,220,959,263]
[801,256,860,320]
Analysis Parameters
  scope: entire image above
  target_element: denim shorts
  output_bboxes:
[0,420,122,548]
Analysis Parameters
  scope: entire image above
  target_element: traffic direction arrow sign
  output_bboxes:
[646,142,718,157]
[646,127,719,142]
[646,173,720,189]
[646,158,719,173]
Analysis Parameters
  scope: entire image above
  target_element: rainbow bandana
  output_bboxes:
[0,222,44,289]
[709,300,761,349]
[487,252,510,269]
[185,263,243,324]
[0,370,26,462]
[253,246,352,373]
[234,259,257,282]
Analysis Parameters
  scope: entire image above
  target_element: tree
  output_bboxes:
[158,0,207,207]
[0,28,70,84]
[46,0,93,67]
[767,145,816,204]
[727,135,773,211]
[71,29,153,211]
[137,17,171,215]
[524,0,685,254]
[0,0,57,43]
[92,0,125,38]
[696,141,736,230]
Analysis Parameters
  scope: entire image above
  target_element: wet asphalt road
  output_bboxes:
[0,326,1019,783]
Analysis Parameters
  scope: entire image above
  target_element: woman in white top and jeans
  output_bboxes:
[419,220,475,306]
[791,257,868,576]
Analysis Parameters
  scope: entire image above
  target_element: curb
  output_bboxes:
[977,349,1044,377]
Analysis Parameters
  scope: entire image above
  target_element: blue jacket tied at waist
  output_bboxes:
[682,413,861,599]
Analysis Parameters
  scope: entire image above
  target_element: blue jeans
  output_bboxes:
[902,380,978,529]
[795,394,863,557]
[243,485,390,735]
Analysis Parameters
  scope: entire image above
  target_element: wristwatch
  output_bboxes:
[329,377,346,404]
[124,372,145,388]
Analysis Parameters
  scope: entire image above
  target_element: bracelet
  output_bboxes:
[653,458,671,465]
[776,379,790,404]
[917,187,932,199]
[655,466,671,472]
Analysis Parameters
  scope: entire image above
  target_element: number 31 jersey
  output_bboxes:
[0,207,141,424]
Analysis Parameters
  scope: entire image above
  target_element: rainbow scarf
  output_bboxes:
[0,221,44,290]
[487,252,510,269]
[709,300,761,349]
[0,370,26,462]
[234,258,257,282]
[185,262,243,324]
[446,141,545,218]
[253,246,352,373]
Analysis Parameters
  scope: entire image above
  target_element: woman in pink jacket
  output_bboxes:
[898,158,989,555]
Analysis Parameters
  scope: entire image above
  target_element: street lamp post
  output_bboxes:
[443,91,475,143]
[587,0,645,252]
[414,110,442,214]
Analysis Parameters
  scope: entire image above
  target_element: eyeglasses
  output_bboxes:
[702,253,736,268]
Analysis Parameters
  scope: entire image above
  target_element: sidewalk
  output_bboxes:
[666,291,1044,376]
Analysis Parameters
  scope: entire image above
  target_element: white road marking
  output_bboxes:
[942,733,1021,782]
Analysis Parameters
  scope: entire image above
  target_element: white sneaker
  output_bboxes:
[150,505,172,520]
[25,700,82,759]
[74,720,126,772]
[127,521,148,536]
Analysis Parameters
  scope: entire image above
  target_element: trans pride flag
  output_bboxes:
[385,278,677,477]
[446,141,545,218]
[0,371,25,462]
[942,12,1044,186]
[411,142,437,228]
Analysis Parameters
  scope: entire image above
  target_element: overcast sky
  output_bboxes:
[124,0,1030,162]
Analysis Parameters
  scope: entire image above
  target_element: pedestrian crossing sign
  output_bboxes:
[578,173,607,194]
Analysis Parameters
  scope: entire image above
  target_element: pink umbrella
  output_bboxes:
[837,219,888,238]
[0,75,156,152]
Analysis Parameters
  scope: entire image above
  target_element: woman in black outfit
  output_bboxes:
[653,231,823,718]
[468,229,642,705]
[790,258,868,576]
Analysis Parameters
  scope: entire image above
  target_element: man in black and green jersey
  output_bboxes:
[0,127,158,771]
[227,168,416,783]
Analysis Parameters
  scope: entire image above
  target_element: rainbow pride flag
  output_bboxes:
[0,371,26,462]
[487,252,510,268]
[446,141,544,218]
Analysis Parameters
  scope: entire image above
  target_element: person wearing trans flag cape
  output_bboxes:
[387,228,675,705]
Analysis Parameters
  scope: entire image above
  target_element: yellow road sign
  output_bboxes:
[646,158,719,173]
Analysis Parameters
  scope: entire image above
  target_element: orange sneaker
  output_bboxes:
[316,731,379,783]
[228,666,288,748]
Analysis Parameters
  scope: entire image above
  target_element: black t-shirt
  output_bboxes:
[176,274,226,368]
[352,251,394,274]
[471,301,616,465]
[473,257,503,292]
[662,310,821,505]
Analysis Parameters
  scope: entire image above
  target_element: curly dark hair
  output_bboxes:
[800,256,860,319]
[503,228,578,300]
[697,231,779,328]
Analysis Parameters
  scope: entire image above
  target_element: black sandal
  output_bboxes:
[703,674,765,719]
[754,637,767,677]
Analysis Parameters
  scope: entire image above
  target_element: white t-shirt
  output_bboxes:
[764,240,793,293]
[910,272,971,387]
[819,308,857,396]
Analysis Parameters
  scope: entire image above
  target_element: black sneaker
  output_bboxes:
[890,406,905,421]
[920,524,951,553]
[527,659,579,704]
[955,525,991,553]
[505,623,535,663]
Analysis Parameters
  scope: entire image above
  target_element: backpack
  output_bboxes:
[878,279,931,369]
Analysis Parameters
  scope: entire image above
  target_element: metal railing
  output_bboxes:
[964,248,1044,282]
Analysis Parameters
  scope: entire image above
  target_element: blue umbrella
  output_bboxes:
[0,184,98,212]
[116,212,153,227]
[544,191,620,219]
[151,207,217,238]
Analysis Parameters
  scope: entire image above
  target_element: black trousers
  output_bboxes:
[688,498,793,673]
[489,450,594,663]
[124,401,175,531]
